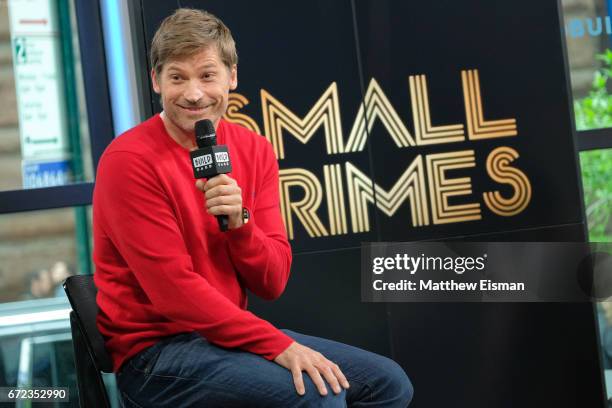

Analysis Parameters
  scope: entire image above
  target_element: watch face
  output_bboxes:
[243,207,250,223]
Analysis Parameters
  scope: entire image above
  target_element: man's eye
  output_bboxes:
[170,75,181,81]
[202,73,214,79]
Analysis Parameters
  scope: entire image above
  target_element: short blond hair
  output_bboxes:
[150,8,238,75]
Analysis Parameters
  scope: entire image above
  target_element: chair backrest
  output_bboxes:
[63,274,112,407]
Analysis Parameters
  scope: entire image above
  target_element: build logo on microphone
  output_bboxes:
[215,152,230,167]
[193,154,213,170]
[224,69,531,240]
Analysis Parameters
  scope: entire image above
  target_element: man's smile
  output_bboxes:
[177,103,212,114]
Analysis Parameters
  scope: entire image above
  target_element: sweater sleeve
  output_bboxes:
[226,141,293,300]
[95,150,293,360]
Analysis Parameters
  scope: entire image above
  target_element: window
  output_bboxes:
[0,0,115,404]
[2,0,93,192]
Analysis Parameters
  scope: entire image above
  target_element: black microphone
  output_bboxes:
[190,119,232,232]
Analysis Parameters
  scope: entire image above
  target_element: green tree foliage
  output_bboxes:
[574,49,612,242]
[579,149,612,242]
[574,49,612,131]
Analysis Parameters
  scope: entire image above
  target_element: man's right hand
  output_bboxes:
[273,341,350,396]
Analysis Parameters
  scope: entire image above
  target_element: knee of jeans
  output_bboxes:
[399,373,414,406]
[299,388,347,408]
[380,358,414,405]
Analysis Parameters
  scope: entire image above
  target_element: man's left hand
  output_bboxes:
[196,174,243,230]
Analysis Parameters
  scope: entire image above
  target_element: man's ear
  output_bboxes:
[229,64,238,91]
[151,68,161,93]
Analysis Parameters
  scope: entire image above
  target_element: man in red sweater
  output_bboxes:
[93,8,412,407]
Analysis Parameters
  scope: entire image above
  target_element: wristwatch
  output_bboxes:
[242,207,250,225]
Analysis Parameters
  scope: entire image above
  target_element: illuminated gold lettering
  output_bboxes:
[323,164,348,235]
[345,159,429,233]
[278,168,329,240]
[462,69,518,140]
[483,146,532,216]
[344,79,416,152]
[426,150,482,224]
[261,83,344,159]
[224,93,262,135]
[409,74,465,145]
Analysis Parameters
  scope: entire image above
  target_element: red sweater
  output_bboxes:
[93,114,294,372]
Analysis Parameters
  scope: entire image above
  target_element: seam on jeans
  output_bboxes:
[126,356,200,382]
[121,391,146,408]
[128,357,201,381]
[136,370,265,398]
[143,349,162,375]
[147,372,201,381]
[129,373,267,403]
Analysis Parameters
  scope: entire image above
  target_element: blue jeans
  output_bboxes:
[117,330,413,407]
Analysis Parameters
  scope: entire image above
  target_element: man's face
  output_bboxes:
[151,46,237,133]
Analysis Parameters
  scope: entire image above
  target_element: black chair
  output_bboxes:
[63,274,114,408]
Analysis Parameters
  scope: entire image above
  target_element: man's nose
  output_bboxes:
[183,81,204,103]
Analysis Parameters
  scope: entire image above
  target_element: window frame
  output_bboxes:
[577,129,612,151]
[0,0,114,215]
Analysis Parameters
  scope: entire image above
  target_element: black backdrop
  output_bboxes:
[131,1,605,406]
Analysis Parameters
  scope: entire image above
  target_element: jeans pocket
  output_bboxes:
[128,332,199,377]
[129,343,164,375]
